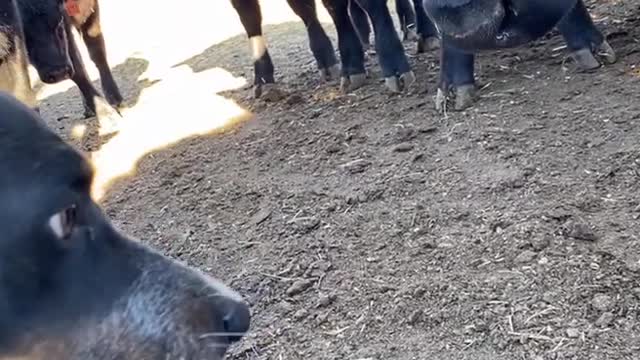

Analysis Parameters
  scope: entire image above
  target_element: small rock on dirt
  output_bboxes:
[408,310,422,325]
[412,153,425,162]
[566,328,580,338]
[293,309,309,321]
[286,279,313,296]
[514,250,537,263]
[592,294,615,312]
[596,312,615,327]
[418,125,437,134]
[624,256,640,272]
[392,143,414,152]
[250,208,272,226]
[340,159,371,174]
[530,235,551,251]
[413,287,426,298]
[563,221,598,242]
[286,94,304,105]
[290,216,320,233]
[316,293,337,308]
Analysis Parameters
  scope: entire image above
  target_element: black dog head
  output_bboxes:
[0,91,250,359]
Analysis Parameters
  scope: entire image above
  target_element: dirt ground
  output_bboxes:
[35,0,640,359]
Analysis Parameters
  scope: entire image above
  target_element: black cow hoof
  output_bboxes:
[417,36,440,54]
[254,83,286,102]
[320,64,341,82]
[340,73,367,93]
[385,71,415,93]
[83,108,96,119]
[105,93,124,109]
[404,26,419,42]
[94,96,123,136]
[435,84,477,112]
[570,39,616,70]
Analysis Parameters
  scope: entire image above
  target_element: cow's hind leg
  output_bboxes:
[287,0,339,81]
[230,0,283,100]
[77,1,124,108]
[557,0,616,70]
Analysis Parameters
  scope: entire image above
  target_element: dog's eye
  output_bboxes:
[48,205,77,241]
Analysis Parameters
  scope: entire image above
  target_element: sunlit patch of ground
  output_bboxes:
[44,0,334,199]
[70,65,252,201]
[34,0,333,100]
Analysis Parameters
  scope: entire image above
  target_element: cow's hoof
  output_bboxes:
[417,36,440,54]
[405,26,419,42]
[94,96,122,136]
[340,73,367,93]
[571,40,616,71]
[256,83,286,102]
[384,71,416,93]
[596,40,617,64]
[435,85,477,112]
[320,64,341,82]
[105,92,124,109]
[571,48,600,70]
[254,83,286,101]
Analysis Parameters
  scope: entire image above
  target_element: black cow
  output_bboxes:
[17,0,123,118]
[230,0,415,98]
[420,0,616,110]
[0,90,251,360]
[0,0,38,110]
[349,0,420,49]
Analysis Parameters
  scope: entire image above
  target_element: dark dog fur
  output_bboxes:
[0,90,250,359]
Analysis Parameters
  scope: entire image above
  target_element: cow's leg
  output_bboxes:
[67,20,120,131]
[435,41,476,112]
[230,0,278,99]
[67,20,103,117]
[77,1,124,108]
[395,0,417,41]
[287,0,339,81]
[322,0,367,92]
[556,0,616,70]
[354,0,414,92]
[348,0,371,51]
[413,0,439,53]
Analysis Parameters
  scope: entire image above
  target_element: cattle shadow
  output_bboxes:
[37,56,153,148]
[175,20,340,99]
[71,20,337,202]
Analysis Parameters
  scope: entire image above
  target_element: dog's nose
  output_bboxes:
[220,297,251,343]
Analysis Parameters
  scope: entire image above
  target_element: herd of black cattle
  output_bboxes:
[0,0,627,359]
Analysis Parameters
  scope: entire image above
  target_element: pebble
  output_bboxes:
[392,143,415,152]
[250,208,271,226]
[407,310,422,325]
[596,312,615,327]
[286,94,304,105]
[413,287,427,298]
[592,294,615,312]
[624,256,640,272]
[566,328,580,338]
[290,216,320,233]
[564,221,598,241]
[293,309,308,321]
[514,250,537,263]
[316,293,337,308]
[340,159,371,174]
[530,235,551,251]
[286,279,313,296]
